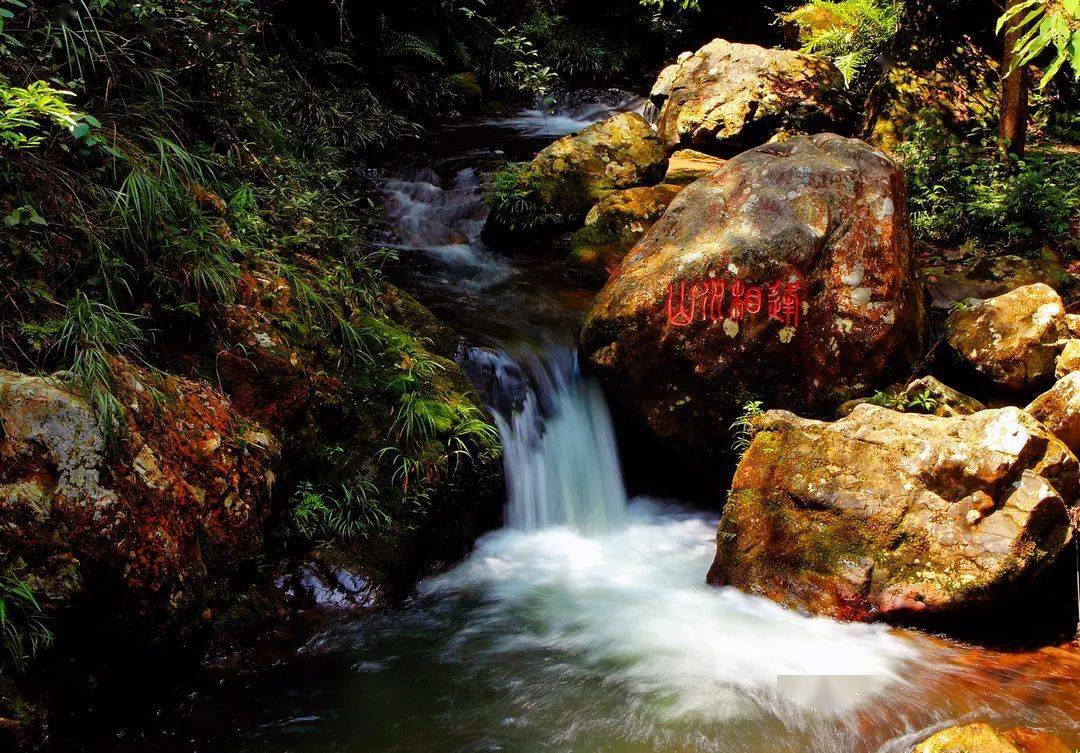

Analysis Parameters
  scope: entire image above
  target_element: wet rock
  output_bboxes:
[529,112,667,220]
[662,149,727,185]
[708,405,1077,623]
[914,723,1071,753]
[1056,339,1080,379]
[580,134,925,468]
[568,184,682,285]
[0,363,280,621]
[946,284,1071,393]
[837,375,986,418]
[1027,372,1080,456]
[923,253,1076,312]
[653,39,851,154]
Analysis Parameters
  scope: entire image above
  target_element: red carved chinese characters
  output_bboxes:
[665,273,804,334]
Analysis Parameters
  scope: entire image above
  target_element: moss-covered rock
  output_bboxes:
[567,184,681,285]
[923,252,1077,313]
[709,405,1077,624]
[528,112,668,221]
[653,39,851,154]
[945,283,1072,393]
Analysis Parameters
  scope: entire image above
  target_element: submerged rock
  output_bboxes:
[653,39,851,154]
[568,183,682,285]
[528,112,667,221]
[946,284,1071,393]
[837,375,985,418]
[579,134,925,467]
[0,364,279,621]
[709,405,1077,623]
[1027,372,1080,456]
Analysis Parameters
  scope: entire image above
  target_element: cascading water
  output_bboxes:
[159,91,1080,753]
[468,344,627,532]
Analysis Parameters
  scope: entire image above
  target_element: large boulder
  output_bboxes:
[1027,372,1080,456]
[708,405,1077,623]
[0,364,279,621]
[579,134,925,466]
[946,283,1072,393]
[567,183,682,285]
[529,112,667,221]
[653,39,851,154]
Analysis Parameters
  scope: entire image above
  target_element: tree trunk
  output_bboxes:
[999,0,1030,157]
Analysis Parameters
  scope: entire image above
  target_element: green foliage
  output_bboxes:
[785,0,902,85]
[290,481,390,543]
[730,399,764,453]
[897,113,1080,250]
[0,79,90,150]
[486,162,562,232]
[23,292,145,445]
[906,389,939,413]
[0,576,52,675]
[868,388,939,413]
[998,0,1080,89]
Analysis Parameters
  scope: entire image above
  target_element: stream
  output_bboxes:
[73,93,1080,752]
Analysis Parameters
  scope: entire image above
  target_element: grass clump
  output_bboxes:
[0,576,51,675]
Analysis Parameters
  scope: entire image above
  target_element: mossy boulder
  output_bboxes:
[1057,339,1080,379]
[709,405,1077,623]
[653,39,851,154]
[946,284,1072,393]
[528,112,667,222]
[567,184,681,285]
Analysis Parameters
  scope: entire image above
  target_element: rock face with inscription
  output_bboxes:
[708,405,1077,623]
[579,134,925,466]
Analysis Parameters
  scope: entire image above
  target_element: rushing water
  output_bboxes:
[57,92,1079,753]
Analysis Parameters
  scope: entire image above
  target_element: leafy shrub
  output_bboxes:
[730,399,764,453]
[486,162,562,233]
[784,0,902,85]
[897,113,1080,250]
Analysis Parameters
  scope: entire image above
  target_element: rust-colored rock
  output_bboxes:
[708,405,1077,623]
[913,723,1072,753]
[579,134,925,466]
[653,39,851,154]
[1056,339,1080,379]
[837,375,985,418]
[946,284,1071,393]
[0,363,279,619]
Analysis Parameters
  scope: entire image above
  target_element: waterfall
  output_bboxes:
[465,344,627,533]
